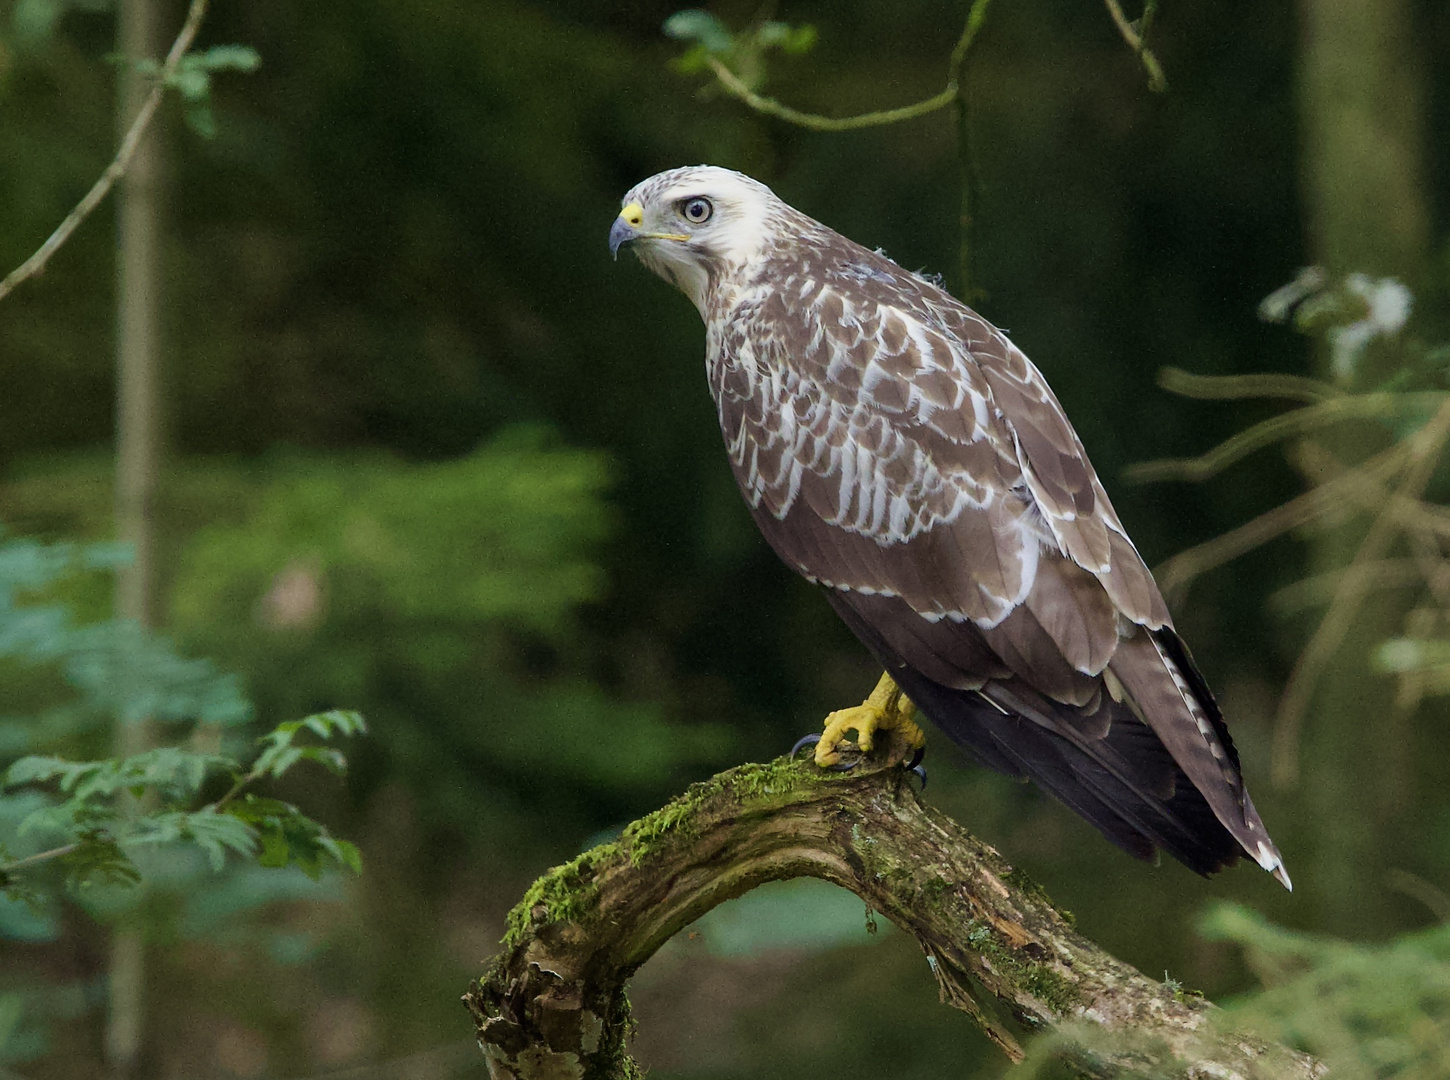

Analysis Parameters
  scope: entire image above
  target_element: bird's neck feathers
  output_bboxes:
[634,243,718,317]
[696,206,827,322]
[638,182,815,320]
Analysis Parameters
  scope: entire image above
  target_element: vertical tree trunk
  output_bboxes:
[108,0,165,1072]
[1293,0,1430,933]
[1298,0,1430,286]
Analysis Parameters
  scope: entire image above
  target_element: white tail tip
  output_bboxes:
[1254,841,1293,891]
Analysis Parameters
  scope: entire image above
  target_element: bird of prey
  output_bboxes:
[609,165,1288,888]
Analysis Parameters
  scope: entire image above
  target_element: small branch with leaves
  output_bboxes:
[0,710,366,897]
[0,0,259,303]
[466,732,1323,1079]
[664,1,1165,301]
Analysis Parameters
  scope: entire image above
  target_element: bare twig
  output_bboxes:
[1125,391,1446,484]
[1151,441,1410,600]
[0,0,210,303]
[1269,558,1423,615]
[1103,0,1168,91]
[950,0,993,300]
[703,55,958,132]
[1386,868,1450,923]
[0,843,80,876]
[1271,399,1450,788]
[1155,367,1341,404]
[701,2,993,298]
[701,3,993,134]
[1281,440,1450,614]
[696,0,1163,302]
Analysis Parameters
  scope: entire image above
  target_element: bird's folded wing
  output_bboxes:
[715,273,1283,876]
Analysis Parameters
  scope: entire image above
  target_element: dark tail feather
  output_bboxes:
[895,668,1245,876]
[825,590,1245,876]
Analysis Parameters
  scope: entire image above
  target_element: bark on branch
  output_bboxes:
[464,734,1323,1079]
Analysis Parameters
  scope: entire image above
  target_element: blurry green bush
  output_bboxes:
[0,529,364,1066]
[0,421,742,1072]
[164,425,735,825]
[1203,901,1450,1080]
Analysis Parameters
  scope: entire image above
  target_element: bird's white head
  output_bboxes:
[609,165,786,316]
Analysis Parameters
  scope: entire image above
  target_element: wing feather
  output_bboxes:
[705,222,1285,881]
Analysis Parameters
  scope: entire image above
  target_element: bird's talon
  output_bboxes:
[810,673,925,769]
[790,733,822,759]
[791,732,854,770]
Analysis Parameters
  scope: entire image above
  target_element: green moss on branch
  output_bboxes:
[467,734,1324,1079]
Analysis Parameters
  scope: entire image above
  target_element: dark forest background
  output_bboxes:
[2,1,1449,1076]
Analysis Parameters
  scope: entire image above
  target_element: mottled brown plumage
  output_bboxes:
[610,166,1288,887]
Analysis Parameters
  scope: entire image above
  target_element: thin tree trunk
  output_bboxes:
[1293,0,1431,933]
[1298,0,1430,285]
[108,0,165,1072]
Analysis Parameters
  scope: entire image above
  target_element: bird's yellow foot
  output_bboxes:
[815,672,926,768]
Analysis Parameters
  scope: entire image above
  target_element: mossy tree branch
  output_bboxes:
[464,732,1323,1079]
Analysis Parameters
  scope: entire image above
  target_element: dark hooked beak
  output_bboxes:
[609,216,639,260]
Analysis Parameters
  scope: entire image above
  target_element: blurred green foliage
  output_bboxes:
[1205,902,1450,1079]
[0,0,1448,1076]
[125,43,261,139]
[0,529,363,1067]
[664,9,818,88]
[0,527,248,752]
[166,428,734,815]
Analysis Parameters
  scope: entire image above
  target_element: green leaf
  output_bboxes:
[756,21,792,48]
[318,837,362,875]
[168,66,211,102]
[125,809,257,872]
[61,619,254,728]
[5,747,236,801]
[295,746,347,774]
[4,756,98,791]
[221,794,296,824]
[252,710,365,779]
[164,46,261,106]
[668,43,712,75]
[258,829,289,869]
[16,799,114,841]
[221,795,359,879]
[188,44,261,73]
[782,25,818,55]
[57,831,140,890]
[305,709,368,738]
[662,10,734,54]
[257,745,302,779]
[183,810,258,871]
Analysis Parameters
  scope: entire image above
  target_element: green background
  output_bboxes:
[2,0,1448,1075]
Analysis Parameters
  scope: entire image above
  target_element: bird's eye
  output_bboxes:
[681,197,713,224]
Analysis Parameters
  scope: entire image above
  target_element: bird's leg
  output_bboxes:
[815,671,926,768]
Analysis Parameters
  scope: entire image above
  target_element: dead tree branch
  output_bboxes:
[464,734,1323,1079]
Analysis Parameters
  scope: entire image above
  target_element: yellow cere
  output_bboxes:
[620,202,644,227]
